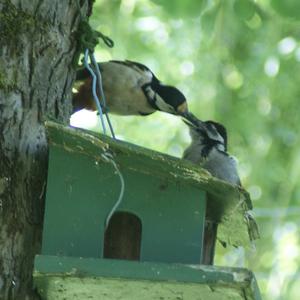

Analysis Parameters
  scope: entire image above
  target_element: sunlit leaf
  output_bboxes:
[201,4,219,34]
[151,0,205,18]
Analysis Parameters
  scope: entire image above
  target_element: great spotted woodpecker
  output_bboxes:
[183,119,241,185]
[72,60,194,122]
[183,118,259,264]
[183,118,239,265]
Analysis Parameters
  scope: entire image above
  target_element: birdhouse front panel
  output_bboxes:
[42,133,206,264]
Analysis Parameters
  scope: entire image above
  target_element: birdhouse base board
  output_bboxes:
[34,255,261,300]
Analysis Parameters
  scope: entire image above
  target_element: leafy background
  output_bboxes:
[71,0,300,299]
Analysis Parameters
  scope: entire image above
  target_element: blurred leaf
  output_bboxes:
[233,0,256,21]
[151,0,206,18]
[201,3,220,34]
[271,0,300,20]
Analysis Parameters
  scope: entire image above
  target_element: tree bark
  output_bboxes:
[0,1,92,299]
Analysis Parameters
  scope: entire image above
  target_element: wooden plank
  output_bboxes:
[34,255,261,300]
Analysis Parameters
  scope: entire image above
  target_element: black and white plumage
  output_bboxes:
[183,118,240,264]
[183,119,241,186]
[73,60,192,121]
[183,118,259,261]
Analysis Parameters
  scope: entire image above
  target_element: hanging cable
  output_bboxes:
[75,0,123,229]
[101,152,125,229]
[83,51,124,226]
[90,54,116,139]
[83,49,116,139]
[83,49,107,134]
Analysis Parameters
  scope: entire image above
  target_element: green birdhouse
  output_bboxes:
[34,121,261,300]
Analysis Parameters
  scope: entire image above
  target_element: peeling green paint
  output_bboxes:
[34,256,261,300]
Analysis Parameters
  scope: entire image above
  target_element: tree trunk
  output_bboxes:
[0,1,92,299]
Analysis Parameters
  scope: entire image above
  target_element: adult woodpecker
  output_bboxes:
[72,60,194,122]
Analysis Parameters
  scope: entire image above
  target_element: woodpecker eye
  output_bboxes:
[204,121,227,149]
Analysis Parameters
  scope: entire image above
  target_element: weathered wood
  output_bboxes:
[42,136,207,264]
[33,255,262,300]
[104,212,142,260]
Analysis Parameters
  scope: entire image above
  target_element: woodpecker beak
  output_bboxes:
[181,112,209,135]
[181,111,204,127]
[177,103,207,130]
[176,103,200,126]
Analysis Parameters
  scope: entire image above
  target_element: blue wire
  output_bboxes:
[82,50,124,228]
[102,152,125,229]
[83,49,107,135]
[90,54,116,139]
[90,54,107,107]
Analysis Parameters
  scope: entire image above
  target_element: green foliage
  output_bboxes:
[72,1,300,299]
[271,0,300,20]
[233,0,256,21]
[150,0,205,18]
[201,2,220,34]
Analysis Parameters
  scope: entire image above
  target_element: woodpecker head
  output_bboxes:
[185,118,228,151]
[143,77,198,124]
[155,84,188,113]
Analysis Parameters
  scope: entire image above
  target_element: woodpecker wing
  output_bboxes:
[110,60,153,76]
[75,60,152,81]
[98,61,155,115]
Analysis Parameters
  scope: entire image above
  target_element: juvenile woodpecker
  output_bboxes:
[72,60,193,121]
[183,118,239,264]
[183,118,259,264]
[183,118,241,185]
